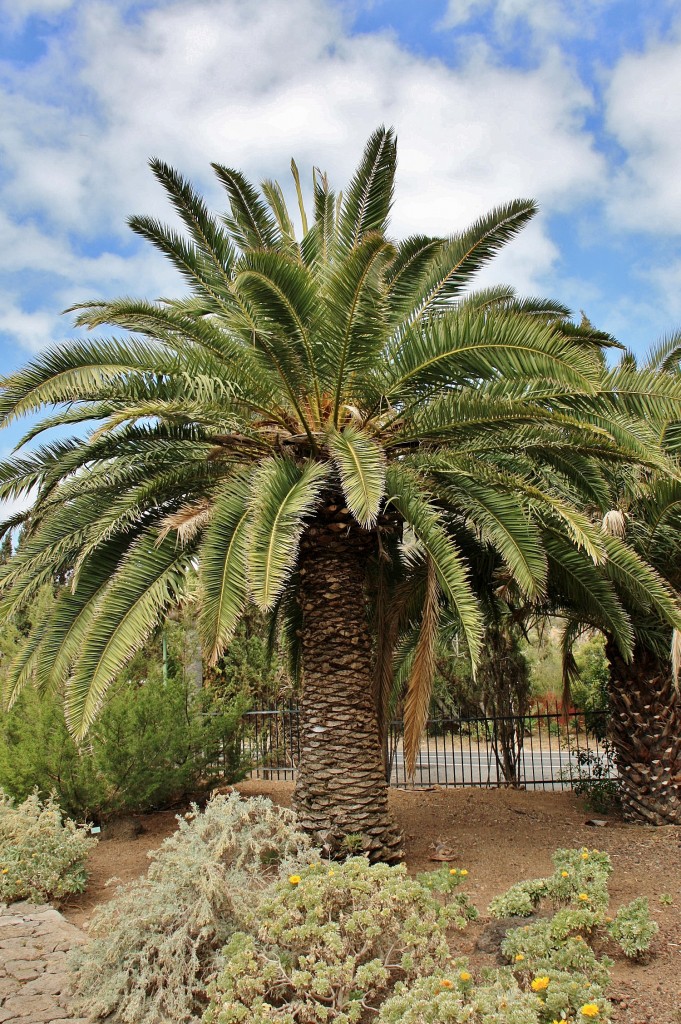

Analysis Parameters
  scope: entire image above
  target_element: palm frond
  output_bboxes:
[247,457,329,609]
[385,465,482,666]
[403,556,441,777]
[440,474,547,599]
[328,426,386,528]
[211,164,280,250]
[396,199,537,325]
[337,125,396,252]
[198,476,252,663]
[65,533,195,738]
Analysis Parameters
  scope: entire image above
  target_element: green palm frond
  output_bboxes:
[324,232,392,422]
[543,530,634,658]
[198,475,252,664]
[642,329,681,373]
[601,533,681,630]
[385,234,442,324]
[65,533,195,738]
[440,474,547,599]
[384,311,602,408]
[396,199,537,326]
[247,457,329,609]
[385,465,482,666]
[148,159,237,277]
[212,164,280,250]
[261,178,298,248]
[337,126,396,252]
[328,426,386,528]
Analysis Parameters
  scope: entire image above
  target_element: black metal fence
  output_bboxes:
[241,702,616,791]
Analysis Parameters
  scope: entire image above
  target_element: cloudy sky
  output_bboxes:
[1,0,680,451]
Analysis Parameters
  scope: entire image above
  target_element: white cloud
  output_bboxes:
[439,0,618,39]
[604,29,681,233]
[0,0,77,30]
[0,301,65,353]
[0,0,609,353]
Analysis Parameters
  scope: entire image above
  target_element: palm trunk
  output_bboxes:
[292,504,403,863]
[606,639,681,825]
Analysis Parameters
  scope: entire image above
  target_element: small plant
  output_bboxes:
[488,847,613,920]
[562,744,621,815]
[606,897,659,958]
[340,832,364,854]
[0,789,96,904]
[483,847,659,1023]
[205,858,478,1024]
[70,794,313,1024]
[659,893,673,906]
[379,972,544,1024]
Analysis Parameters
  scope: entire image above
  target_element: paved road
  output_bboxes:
[389,746,581,789]
[255,744,616,791]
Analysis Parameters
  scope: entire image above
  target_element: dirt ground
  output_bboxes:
[61,782,681,1024]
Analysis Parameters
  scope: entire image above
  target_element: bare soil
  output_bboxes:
[61,782,681,1024]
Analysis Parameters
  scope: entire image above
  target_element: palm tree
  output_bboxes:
[574,335,681,826]
[2,127,681,859]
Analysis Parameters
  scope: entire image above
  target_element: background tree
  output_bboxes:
[2,128,681,858]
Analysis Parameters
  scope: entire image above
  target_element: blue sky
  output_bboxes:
[1,0,681,467]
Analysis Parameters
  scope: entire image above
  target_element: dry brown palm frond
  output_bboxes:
[403,556,441,778]
[671,627,681,693]
[158,500,212,545]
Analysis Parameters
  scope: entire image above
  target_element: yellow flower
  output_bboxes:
[578,893,589,902]
[288,875,301,885]
[1,869,8,875]
[328,869,335,876]
[460,869,468,876]
[449,868,458,875]
[459,971,472,982]
[531,977,550,992]
[582,852,589,860]
[580,1004,600,1017]
[561,871,569,878]
[439,979,453,989]
[514,953,525,962]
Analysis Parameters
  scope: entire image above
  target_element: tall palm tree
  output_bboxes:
[2,128,681,858]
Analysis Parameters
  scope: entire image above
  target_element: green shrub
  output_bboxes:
[0,789,96,904]
[485,846,657,1022]
[205,859,477,1024]
[564,745,621,815]
[205,850,640,1024]
[488,847,613,920]
[70,793,313,1024]
[607,897,659,958]
[379,972,546,1024]
[0,672,248,820]
[571,635,610,737]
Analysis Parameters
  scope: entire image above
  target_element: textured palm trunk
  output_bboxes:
[292,503,403,863]
[606,639,681,825]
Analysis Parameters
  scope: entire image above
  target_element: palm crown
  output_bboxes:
[2,126,681,782]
